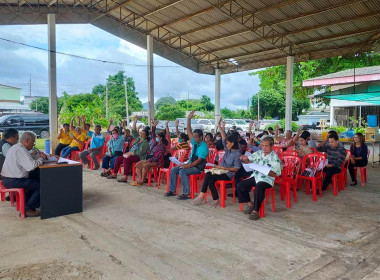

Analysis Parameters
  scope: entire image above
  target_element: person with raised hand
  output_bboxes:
[164,111,209,200]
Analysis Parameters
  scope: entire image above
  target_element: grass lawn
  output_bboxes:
[35,138,46,151]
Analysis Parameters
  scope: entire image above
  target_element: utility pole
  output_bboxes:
[257,93,260,122]
[124,78,129,125]
[105,83,109,120]
[29,75,32,96]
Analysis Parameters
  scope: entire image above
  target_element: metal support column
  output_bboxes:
[48,14,58,153]
[147,35,154,124]
[285,55,294,132]
[215,67,221,130]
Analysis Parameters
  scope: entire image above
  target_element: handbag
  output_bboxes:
[204,168,229,175]
[191,143,206,171]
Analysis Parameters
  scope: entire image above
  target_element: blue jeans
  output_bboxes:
[102,152,123,169]
[61,146,79,159]
[169,166,202,195]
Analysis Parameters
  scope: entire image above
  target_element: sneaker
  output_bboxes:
[350,181,358,186]
[164,191,176,197]
[243,204,254,214]
[177,194,191,200]
[248,211,260,220]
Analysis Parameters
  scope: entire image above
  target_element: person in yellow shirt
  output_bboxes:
[55,123,72,156]
[60,127,86,158]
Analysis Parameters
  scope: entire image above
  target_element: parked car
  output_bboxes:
[224,119,250,132]
[258,119,280,131]
[0,114,50,138]
[196,119,216,133]
[176,118,204,132]
[155,121,185,137]
[128,120,146,130]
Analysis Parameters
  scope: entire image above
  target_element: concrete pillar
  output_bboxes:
[214,67,221,130]
[147,35,154,124]
[330,104,335,127]
[285,55,294,131]
[48,14,58,154]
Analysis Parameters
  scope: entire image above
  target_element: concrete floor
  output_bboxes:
[0,166,379,280]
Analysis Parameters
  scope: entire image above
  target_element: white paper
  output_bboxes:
[244,151,252,157]
[318,158,328,170]
[169,157,184,166]
[43,156,58,163]
[242,163,271,175]
[57,157,80,165]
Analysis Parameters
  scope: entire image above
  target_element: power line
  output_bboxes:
[0,37,182,68]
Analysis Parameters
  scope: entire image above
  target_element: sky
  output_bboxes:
[0,24,261,111]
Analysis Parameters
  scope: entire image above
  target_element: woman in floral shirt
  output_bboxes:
[237,136,281,221]
[132,131,168,186]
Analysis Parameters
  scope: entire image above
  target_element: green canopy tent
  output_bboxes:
[319,82,380,104]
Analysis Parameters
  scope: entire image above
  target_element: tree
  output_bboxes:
[221,107,237,119]
[199,95,214,111]
[251,89,285,119]
[155,103,185,120]
[29,97,64,114]
[155,96,177,110]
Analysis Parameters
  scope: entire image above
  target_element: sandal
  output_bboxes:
[107,175,117,179]
[100,170,111,177]
[131,181,139,186]
[209,200,219,208]
[117,178,128,183]
[191,196,204,205]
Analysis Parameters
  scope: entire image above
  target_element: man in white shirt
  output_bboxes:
[1,132,47,217]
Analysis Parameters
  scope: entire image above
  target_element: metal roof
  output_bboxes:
[0,0,379,75]
[305,65,380,80]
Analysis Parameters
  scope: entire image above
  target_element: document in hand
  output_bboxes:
[242,163,271,175]
[57,157,79,164]
[169,157,184,166]
[43,156,58,163]
[318,158,328,170]
[244,151,252,157]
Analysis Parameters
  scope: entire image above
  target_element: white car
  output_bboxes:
[224,119,250,132]
[128,120,146,130]
[197,119,216,133]
[156,121,185,135]
[258,120,279,131]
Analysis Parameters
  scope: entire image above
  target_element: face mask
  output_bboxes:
[156,137,159,142]
[112,134,118,139]
[216,137,221,140]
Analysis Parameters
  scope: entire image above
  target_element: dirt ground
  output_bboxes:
[1,166,380,280]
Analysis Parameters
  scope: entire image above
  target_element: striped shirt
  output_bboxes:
[318,144,346,170]
[175,141,189,150]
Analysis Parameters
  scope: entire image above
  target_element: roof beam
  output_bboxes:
[193,11,380,58]
[164,0,367,43]
[90,0,132,23]
[219,27,380,65]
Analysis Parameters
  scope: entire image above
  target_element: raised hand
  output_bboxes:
[133,115,138,122]
[249,120,254,127]
[188,110,195,119]
[175,120,179,126]
[166,120,169,126]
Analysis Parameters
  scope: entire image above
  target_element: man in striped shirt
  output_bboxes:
[318,134,347,192]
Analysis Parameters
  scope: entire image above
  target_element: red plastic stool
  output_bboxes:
[354,167,367,186]
[0,182,25,219]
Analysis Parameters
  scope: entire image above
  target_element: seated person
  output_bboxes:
[164,111,209,200]
[274,124,294,150]
[169,120,190,152]
[0,128,19,201]
[247,133,262,153]
[192,119,241,207]
[294,134,313,159]
[317,134,347,193]
[101,128,125,177]
[55,123,72,156]
[237,137,281,221]
[1,132,47,217]
[204,133,215,148]
[133,131,168,186]
[81,115,94,140]
[79,124,105,170]
[214,132,224,151]
[349,133,368,186]
[256,131,269,139]
[108,116,149,182]
[61,121,86,159]
[318,130,344,148]
[267,127,275,136]
[234,132,247,155]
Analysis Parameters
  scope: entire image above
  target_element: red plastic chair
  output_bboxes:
[88,141,107,170]
[239,187,275,218]
[296,153,326,201]
[328,150,351,195]
[282,150,298,157]
[147,158,164,187]
[206,148,218,165]
[216,151,225,164]
[272,146,283,157]
[71,139,91,161]
[354,149,370,186]
[275,155,301,208]
[157,149,188,191]
[0,181,25,219]
[210,175,236,208]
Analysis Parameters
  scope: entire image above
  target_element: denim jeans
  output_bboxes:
[61,146,79,159]
[169,166,202,195]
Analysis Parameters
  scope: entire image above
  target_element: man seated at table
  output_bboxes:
[1,132,47,217]
[79,124,105,170]
[165,111,209,200]
[317,134,347,193]
[237,137,281,221]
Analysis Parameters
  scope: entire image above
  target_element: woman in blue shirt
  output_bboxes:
[101,128,125,177]
[349,133,368,186]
